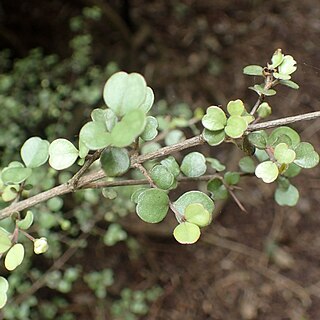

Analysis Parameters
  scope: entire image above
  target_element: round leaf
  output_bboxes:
[103,71,147,116]
[49,139,79,170]
[283,163,301,178]
[20,137,49,168]
[100,147,130,177]
[239,156,255,173]
[207,178,228,200]
[224,171,240,185]
[243,65,263,76]
[111,109,146,147]
[1,166,32,185]
[203,129,225,146]
[0,277,8,293]
[227,99,245,116]
[294,142,319,168]
[0,231,12,254]
[278,55,297,75]
[17,210,34,230]
[164,129,185,146]
[274,143,296,164]
[150,165,175,190]
[139,87,154,113]
[140,116,158,141]
[0,293,7,309]
[270,49,284,68]
[136,189,169,223]
[180,152,206,177]
[202,106,227,131]
[257,102,272,118]
[4,243,25,271]
[173,222,201,244]
[224,116,247,139]
[268,126,300,147]
[185,203,211,227]
[79,121,111,150]
[160,156,180,177]
[255,161,279,183]
[174,191,214,216]
[275,184,299,206]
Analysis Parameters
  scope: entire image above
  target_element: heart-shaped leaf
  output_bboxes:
[173,222,201,244]
[278,55,297,75]
[202,106,227,131]
[1,166,32,185]
[139,87,155,113]
[49,139,79,170]
[275,184,299,206]
[274,143,296,164]
[294,142,319,168]
[111,109,146,147]
[103,72,148,117]
[136,189,169,223]
[150,165,175,190]
[4,243,24,271]
[180,152,207,177]
[0,230,12,254]
[160,156,180,177]
[164,129,185,146]
[255,161,279,183]
[100,147,130,177]
[224,116,247,138]
[174,191,214,216]
[239,156,255,173]
[20,137,49,168]
[203,129,225,146]
[79,121,112,150]
[184,203,212,227]
[0,277,8,293]
[227,99,245,116]
[270,49,284,68]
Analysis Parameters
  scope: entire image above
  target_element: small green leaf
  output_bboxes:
[79,121,112,150]
[174,191,214,216]
[239,156,255,173]
[275,184,299,206]
[0,277,8,293]
[139,87,155,113]
[180,152,207,177]
[202,106,227,131]
[164,129,185,146]
[47,197,63,212]
[131,188,148,204]
[20,137,49,168]
[0,230,12,254]
[257,102,272,118]
[185,203,212,227]
[255,161,279,183]
[254,149,269,162]
[250,84,276,96]
[173,222,201,244]
[206,157,226,172]
[100,147,130,177]
[1,185,19,202]
[1,166,32,185]
[160,156,180,177]
[78,139,89,159]
[49,139,79,170]
[207,178,228,200]
[140,116,158,141]
[268,126,300,147]
[111,109,146,147]
[224,116,247,139]
[279,80,299,90]
[243,65,263,76]
[283,163,301,178]
[248,131,268,149]
[273,72,291,80]
[103,71,148,117]
[4,243,25,271]
[270,49,284,68]
[17,210,34,230]
[136,189,169,223]
[150,165,175,190]
[274,143,296,164]
[91,108,118,132]
[203,129,225,146]
[227,99,245,116]
[278,55,297,75]
[224,172,240,185]
[294,142,319,168]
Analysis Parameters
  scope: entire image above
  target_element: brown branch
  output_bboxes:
[1,111,320,220]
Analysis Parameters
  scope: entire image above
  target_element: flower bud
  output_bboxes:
[33,237,49,254]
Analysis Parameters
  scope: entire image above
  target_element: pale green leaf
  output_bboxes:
[100,147,130,177]
[274,143,296,164]
[20,137,49,168]
[4,243,24,271]
[49,139,79,170]
[17,210,34,230]
[227,99,245,116]
[243,65,263,76]
[160,156,180,177]
[239,156,255,173]
[173,222,201,244]
[0,231,12,254]
[224,116,247,138]
[255,161,279,183]
[294,142,319,168]
[275,184,299,206]
[185,203,212,227]
[1,166,32,185]
[79,121,111,150]
[180,152,207,177]
[203,129,225,146]
[207,178,228,200]
[150,165,175,190]
[202,106,227,131]
[140,116,158,141]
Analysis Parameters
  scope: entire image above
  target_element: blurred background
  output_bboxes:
[0,0,320,319]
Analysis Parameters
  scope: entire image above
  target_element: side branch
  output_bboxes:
[0,111,320,220]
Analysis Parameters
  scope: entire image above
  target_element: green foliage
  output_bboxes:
[100,147,130,177]
[180,152,207,177]
[4,244,25,271]
[173,222,201,244]
[20,137,49,168]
